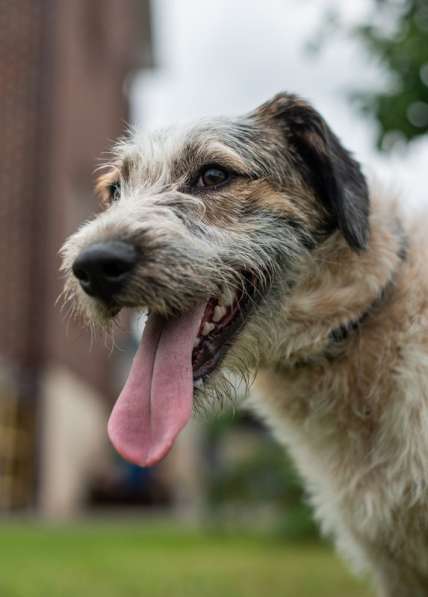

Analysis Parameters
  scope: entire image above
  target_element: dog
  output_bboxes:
[61,92,428,596]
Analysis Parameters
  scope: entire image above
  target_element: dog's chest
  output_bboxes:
[253,361,378,442]
[251,356,428,555]
[251,363,379,495]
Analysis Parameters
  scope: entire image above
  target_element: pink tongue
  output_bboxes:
[108,303,206,467]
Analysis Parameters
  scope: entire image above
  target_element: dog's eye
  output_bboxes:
[196,166,230,189]
[108,181,121,202]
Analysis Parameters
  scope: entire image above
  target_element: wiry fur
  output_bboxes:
[61,93,428,596]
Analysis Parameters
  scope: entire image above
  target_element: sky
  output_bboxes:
[132,0,428,209]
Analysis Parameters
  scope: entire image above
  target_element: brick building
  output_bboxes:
[0,0,153,514]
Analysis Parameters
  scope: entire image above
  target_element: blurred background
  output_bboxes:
[1,1,427,595]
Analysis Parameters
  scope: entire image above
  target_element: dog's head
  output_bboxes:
[61,92,369,466]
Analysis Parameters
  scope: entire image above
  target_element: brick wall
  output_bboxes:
[0,0,151,508]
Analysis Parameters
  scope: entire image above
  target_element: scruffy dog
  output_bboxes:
[61,93,428,596]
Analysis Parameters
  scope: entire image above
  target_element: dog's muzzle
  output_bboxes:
[72,240,137,303]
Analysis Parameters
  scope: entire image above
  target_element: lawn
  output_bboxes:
[0,520,371,597]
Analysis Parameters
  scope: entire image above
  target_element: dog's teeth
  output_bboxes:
[194,379,204,389]
[193,337,201,348]
[202,322,216,336]
[213,305,227,322]
[222,288,236,307]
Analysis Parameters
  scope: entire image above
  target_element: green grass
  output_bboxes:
[0,520,371,597]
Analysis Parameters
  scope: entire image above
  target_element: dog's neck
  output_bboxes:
[267,194,406,369]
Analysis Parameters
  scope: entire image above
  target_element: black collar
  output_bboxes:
[328,277,394,346]
[329,230,407,347]
[291,230,407,368]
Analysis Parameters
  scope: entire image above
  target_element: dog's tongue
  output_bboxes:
[107,303,206,467]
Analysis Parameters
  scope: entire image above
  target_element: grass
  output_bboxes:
[0,520,372,597]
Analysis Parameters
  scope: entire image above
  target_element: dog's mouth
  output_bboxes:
[107,276,257,468]
[192,282,252,383]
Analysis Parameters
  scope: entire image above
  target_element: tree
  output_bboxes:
[356,0,428,148]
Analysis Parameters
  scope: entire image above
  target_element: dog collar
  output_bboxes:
[289,229,407,369]
[328,231,407,349]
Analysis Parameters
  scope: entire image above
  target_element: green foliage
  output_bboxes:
[205,411,319,541]
[356,0,428,147]
[311,0,428,148]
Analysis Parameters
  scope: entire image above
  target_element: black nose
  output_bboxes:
[72,241,137,302]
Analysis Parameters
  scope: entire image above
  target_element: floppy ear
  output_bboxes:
[263,94,370,251]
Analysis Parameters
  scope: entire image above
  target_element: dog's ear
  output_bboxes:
[259,93,369,251]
